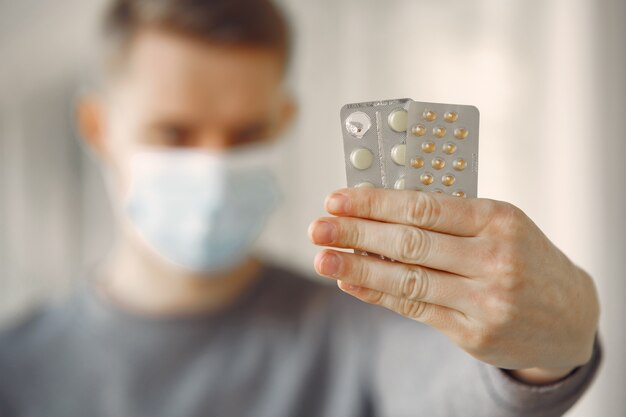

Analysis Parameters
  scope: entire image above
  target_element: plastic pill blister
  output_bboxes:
[340,98,479,198]
[340,98,411,190]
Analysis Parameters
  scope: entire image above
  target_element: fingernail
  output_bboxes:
[326,193,350,214]
[318,252,342,276]
[311,221,337,245]
[339,281,358,292]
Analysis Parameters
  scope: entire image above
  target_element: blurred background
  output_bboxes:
[0,0,624,415]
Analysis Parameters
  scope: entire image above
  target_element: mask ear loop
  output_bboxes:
[70,81,128,273]
[70,83,119,212]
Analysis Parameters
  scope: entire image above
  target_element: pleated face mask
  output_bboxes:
[124,144,280,274]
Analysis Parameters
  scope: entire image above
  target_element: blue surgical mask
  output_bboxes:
[124,145,280,274]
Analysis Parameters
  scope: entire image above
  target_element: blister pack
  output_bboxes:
[340,98,411,190]
[340,98,479,198]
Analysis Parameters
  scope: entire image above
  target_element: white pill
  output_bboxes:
[387,109,408,132]
[350,148,374,170]
[390,144,406,166]
[394,178,406,190]
[354,182,375,188]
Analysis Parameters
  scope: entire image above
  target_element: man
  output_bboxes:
[0,0,601,416]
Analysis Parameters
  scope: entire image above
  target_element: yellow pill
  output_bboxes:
[354,182,375,188]
[454,128,469,139]
[410,157,425,169]
[411,124,426,136]
[452,190,466,198]
[388,109,408,132]
[420,172,434,185]
[444,111,458,123]
[441,174,456,186]
[423,109,437,121]
[453,158,467,171]
[431,157,445,170]
[442,142,457,155]
[433,126,447,138]
[422,141,436,153]
[394,178,406,190]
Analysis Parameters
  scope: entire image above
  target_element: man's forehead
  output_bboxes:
[112,28,284,119]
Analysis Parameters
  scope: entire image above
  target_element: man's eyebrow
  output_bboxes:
[143,114,198,126]
[232,117,273,132]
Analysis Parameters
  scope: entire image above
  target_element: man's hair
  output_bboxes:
[102,0,291,72]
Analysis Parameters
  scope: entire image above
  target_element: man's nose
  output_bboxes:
[194,131,233,152]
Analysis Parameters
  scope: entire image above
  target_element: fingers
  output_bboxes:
[308,216,484,276]
[314,249,479,313]
[336,280,468,332]
[324,188,497,237]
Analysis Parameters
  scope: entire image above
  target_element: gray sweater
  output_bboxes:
[0,264,601,417]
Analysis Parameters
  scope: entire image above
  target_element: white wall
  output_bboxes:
[0,0,624,415]
[272,2,626,415]
[0,0,112,321]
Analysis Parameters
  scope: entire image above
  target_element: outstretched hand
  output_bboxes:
[309,188,599,384]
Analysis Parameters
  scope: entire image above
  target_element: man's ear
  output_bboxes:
[76,95,108,158]
[274,94,297,137]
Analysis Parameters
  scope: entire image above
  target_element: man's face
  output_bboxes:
[83,27,292,196]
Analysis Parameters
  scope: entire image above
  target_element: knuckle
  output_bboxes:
[342,220,363,248]
[345,256,367,286]
[397,227,431,263]
[479,239,500,264]
[363,289,385,305]
[467,287,486,311]
[407,192,442,229]
[400,267,429,301]
[481,240,525,288]
[481,199,502,220]
[400,299,428,320]
[502,202,524,222]
[493,248,525,286]
[493,202,527,235]
[483,294,518,326]
[359,189,377,218]
[465,327,496,352]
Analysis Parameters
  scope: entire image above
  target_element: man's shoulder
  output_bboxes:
[0,308,46,355]
[0,297,77,366]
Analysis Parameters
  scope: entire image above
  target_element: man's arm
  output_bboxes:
[368,315,601,417]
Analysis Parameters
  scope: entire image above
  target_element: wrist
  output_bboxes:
[507,366,576,386]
